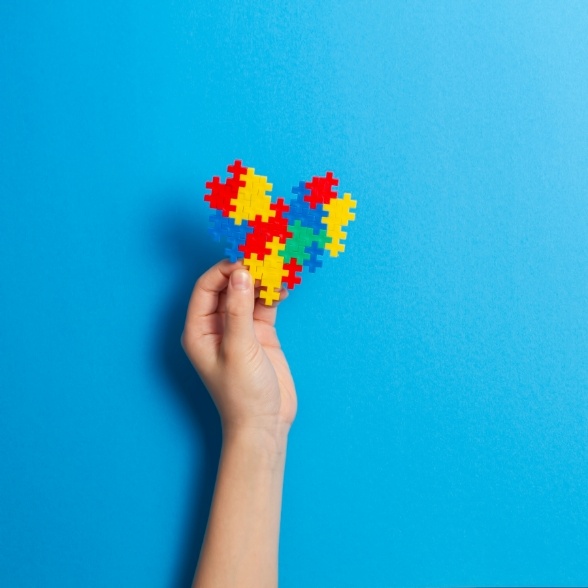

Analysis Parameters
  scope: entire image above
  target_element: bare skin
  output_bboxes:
[182,260,297,588]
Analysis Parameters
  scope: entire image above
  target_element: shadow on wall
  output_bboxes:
[149,190,223,588]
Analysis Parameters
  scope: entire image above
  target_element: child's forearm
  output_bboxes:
[184,262,296,585]
[193,425,289,588]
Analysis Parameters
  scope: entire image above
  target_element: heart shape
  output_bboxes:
[204,160,357,304]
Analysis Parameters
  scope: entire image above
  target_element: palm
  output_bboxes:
[253,317,297,426]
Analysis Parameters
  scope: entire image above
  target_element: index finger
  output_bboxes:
[185,259,242,324]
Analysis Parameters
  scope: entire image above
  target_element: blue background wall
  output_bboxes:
[1,2,587,586]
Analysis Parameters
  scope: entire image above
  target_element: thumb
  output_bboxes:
[223,268,256,352]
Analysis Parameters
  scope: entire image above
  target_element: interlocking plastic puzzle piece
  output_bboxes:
[203,161,357,304]
[303,203,328,234]
[323,223,347,257]
[259,286,282,304]
[217,214,255,262]
[291,181,310,199]
[205,176,238,217]
[243,253,264,281]
[227,159,247,178]
[304,171,339,209]
[303,241,325,273]
[282,258,303,288]
[267,236,286,257]
[229,167,275,225]
[260,260,287,301]
[208,209,234,242]
[284,194,311,224]
[323,192,357,226]
[284,192,327,236]
[314,228,331,250]
[238,214,289,260]
[281,220,316,264]
[270,196,290,218]
[322,195,354,258]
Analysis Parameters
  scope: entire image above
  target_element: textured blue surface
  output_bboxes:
[1,2,588,586]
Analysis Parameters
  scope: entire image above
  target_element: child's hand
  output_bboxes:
[185,261,296,585]
[182,260,297,439]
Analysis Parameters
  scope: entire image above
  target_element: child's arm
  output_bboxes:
[182,260,297,588]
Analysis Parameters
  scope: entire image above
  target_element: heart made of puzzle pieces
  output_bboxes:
[205,160,357,305]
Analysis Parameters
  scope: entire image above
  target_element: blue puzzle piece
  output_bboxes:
[223,221,254,263]
[209,210,253,262]
[304,240,325,273]
[283,195,308,224]
[209,210,235,242]
[291,181,310,199]
[302,203,328,234]
[224,241,241,263]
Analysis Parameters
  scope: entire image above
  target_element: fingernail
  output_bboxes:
[231,269,251,290]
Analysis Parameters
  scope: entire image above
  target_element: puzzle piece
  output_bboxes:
[243,253,264,281]
[304,171,339,209]
[303,240,325,273]
[203,161,356,304]
[282,220,318,264]
[259,286,282,305]
[282,258,303,288]
[208,209,234,242]
[322,194,356,258]
[205,176,237,217]
[323,192,357,226]
[229,167,275,225]
[224,220,254,262]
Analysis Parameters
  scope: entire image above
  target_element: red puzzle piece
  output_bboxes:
[282,258,303,289]
[304,171,339,209]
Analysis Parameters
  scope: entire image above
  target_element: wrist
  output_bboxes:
[222,421,290,467]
